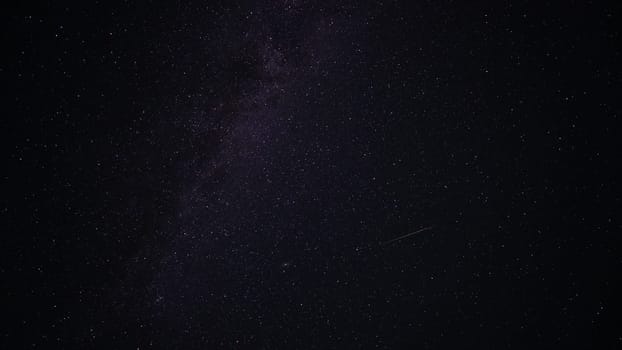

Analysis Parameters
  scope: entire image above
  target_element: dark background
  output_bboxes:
[2,0,621,348]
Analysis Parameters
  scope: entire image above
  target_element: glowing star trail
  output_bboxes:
[382,226,433,245]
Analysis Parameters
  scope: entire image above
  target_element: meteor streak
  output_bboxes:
[382,226,433,245]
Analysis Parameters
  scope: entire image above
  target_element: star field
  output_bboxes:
[3,1,622,348]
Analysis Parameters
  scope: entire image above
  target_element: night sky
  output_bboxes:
[3,1,621,348]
